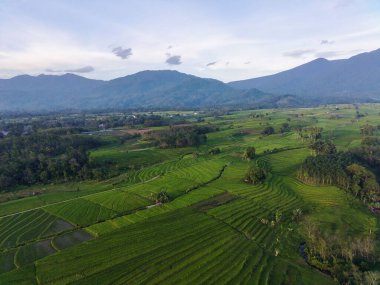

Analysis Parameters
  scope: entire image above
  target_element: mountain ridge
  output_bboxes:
[228,48,380,100]
[0,70,277,111]
[1,48,380,111]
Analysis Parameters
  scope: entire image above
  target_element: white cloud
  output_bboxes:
[0,1,379,81]
[320,40,334,45]
[283,49,315,58]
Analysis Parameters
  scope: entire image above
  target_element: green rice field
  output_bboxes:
[0,104,379,284]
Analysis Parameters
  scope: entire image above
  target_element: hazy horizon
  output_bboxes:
[1,48,379,83]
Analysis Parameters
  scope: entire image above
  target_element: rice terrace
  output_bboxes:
[2,1,380,284]
[0,104,379,284]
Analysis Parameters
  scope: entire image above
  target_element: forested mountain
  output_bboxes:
[0,74,105,110]
[229,48,380,103]
[0,70,274,111]
[87,70,239,109]
[1,48,380,111]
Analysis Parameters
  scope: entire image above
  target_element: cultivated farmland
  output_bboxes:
[0,104,379,284]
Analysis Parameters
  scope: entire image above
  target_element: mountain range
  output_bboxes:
[1,48,380,112]
[0,71,287,111]
[229,48,380,103]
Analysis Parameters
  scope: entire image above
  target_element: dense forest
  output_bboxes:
[298,139,380,203]
[0,112,195,134]
[295,127,323,142]
[145,125,217,148]
[0,130,102,189]
[303,219,377,283]
[0,115,217,190]
[297,137,380,283]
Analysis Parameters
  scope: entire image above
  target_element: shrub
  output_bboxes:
[208,148,221,155]
[155,191,170,204]
[244,166,266,185]
[242,146,255,160]
[261,126,275,135]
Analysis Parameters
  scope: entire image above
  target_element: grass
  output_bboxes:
[0,249,17,273]
[52,230,93,250]
[84,190,150,213]
[15,239,56,267]
[90,143,192,171]
[1,104,380,284]
[44,198,118,227]
[35,209,335,285]
[0,265,37,285]
[0,209,73,249]
[86,186,225,236]
[0,181,113,217]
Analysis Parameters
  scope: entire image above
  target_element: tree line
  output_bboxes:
[298,139,380,203]
[0,130,102,190]
[303,219,376,284]
[0,113,196,138]
[295,127,323,142]
[145,125,217,148]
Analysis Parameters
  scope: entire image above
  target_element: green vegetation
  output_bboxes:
[261,126,275,135]
[309,139,337,155]
[242,146,256,160]
[0,130,101,189]
[145,124,217,148]
[155,191,170,203]
[0,104,379,284]
[244,165,266,184]
[208,147,221,155]
[298,140,380,203]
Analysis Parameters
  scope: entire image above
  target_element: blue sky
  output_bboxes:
[0,0,379,81]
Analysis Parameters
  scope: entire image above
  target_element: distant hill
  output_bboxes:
[229,48,380,103]
[0,70,274,111]
[2,48,380,112]
[88,70,236,109]
[0,74,105,111]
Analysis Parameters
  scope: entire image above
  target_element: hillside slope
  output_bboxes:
[229,48,380,102]
[0,70,274,111]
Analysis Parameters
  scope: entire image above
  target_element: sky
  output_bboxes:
[0,0,379,82]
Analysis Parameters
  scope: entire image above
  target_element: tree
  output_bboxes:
[274,210,282,223]
[360,124,375,136]
[280,123,290,133]
[192,151,199,158]
[0,130,101,189]
[309,140,336,155]
[261,126,275,135]
[346,163,380,201]
[362,136,380,146]
[244,166,266,185]
[296,127,323,142]
[298,150,380,203]
[146,125,214,148]
[208,148,221,155]
[297,152,352,186]
[243,146,255,160]
[156,191,170,204]
[292,208,303,222]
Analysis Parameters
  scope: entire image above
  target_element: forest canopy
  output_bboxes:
[0,130,102,190]
[145,125,217,148]
[298,140,380,203]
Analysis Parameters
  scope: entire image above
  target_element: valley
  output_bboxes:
[0,104,379,284]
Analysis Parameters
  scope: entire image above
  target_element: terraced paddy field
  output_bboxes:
[0,104,379,284]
